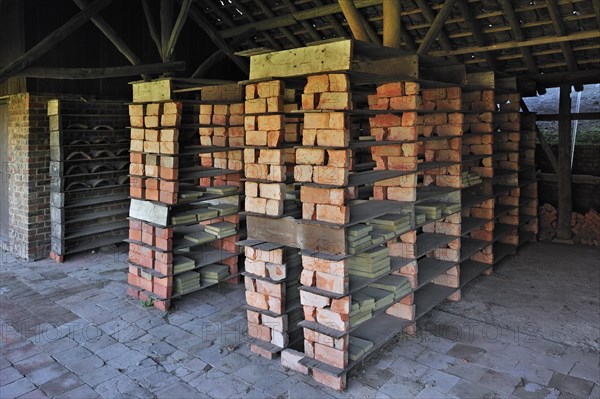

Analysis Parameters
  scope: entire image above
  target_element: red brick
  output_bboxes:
[377,82,404,98]
[305,75,329,93]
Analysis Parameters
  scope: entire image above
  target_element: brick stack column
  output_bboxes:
[296,73,352,391]
[127,101,182,311]
[461,88,495,273]
[420,87,463,301]
[242,79,303,358]
[519,113,538,243]
[494,93,521,254]
[369,82,421,328]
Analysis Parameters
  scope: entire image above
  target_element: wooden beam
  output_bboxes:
[536,112,600,121]
[141,0,162,57]
[73,0,141,66]
[16,61,186,79]
[220,0,380,38]
[160,0,174,62]
[312,0,348,38]
[356,7,382,45]
[417,0,459,55]
[455,0,498,70]
[164,0,191,62]
[557,84,572,239]
[383,0,401,48]
[191,32,250,78]
[430,30,600,57]
[230,0,282,51]
[203,0,259,49]
[518,68,600,89]
[521,99,559,174]
[282,0,321,42]
[338,0,371,42]
[186,3,249,76]
[593,0,600,30]
[413,0,459,62]
[400,24,418,52]
[254,0,302,47]
[0,0,113,84]
[546,0,581,91]
[498,0,539,75]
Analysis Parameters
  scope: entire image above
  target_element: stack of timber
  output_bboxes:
[126,78,244,311]
[48,98,130,262]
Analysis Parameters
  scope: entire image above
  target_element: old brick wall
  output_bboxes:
[2,93,50,260]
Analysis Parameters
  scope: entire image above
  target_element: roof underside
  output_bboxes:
[198,0,600,78]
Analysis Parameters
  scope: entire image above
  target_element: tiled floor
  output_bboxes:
[0,242,598,398]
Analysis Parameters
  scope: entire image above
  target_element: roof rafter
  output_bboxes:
[253,0,302,47]
[498,0,539,74]
[455,0,499,70]
[417,0,459,55]
[413,0,459,62]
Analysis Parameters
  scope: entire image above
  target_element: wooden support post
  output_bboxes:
[312,0,347,38]
[160,0,174,62]
[414,0,459,62]
[455,0,498,69]
[417,0,459,55]
[142,0,162,56]
[557,84,572,240]
[383,0,402,49]
[0,0,113,84]
[498,0,539,77]
[521,99,559,174]
[338,0,371,42]
[191,32,249,78]
[163,0,192,62]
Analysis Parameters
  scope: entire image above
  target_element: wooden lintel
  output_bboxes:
[420,64,466,86]
[495,76,518,92]
[248,40,353,80]
[464,71,495,91]
[0,0,114,84]
[417,0,459,55]
[16,62,185,79]
[517,68,600,89]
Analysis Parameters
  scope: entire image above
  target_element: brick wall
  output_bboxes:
[2,93,51,260]
[536,144,600,176]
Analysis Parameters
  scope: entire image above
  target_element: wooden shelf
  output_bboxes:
[415,283,457,319]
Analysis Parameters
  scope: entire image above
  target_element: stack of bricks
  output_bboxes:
[127,220,174,311]
[461,87,495,269]
[244,80,289,217]
[295,74,356,391]
[518,113,538,241]
[418,87,463,298]
[244,244,303,358]
[129,101,182,205]
[368,82,420,316]
[494,93,521,247]
[127,100,182,311]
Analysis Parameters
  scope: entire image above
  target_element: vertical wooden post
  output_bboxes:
[383,0,402,49]
[557,84,572,239]
[338,0,370,42]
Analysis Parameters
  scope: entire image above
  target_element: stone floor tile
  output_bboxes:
[477,368,523,394]
[569,361,600,385]
[53,384,100,399]
[0,367,23,386]
[38,373,84,397]
[94,375,150,399]
[3,343,42,364]
[449,380,503,398]
[548,372,595,397]
[79,365,122,388]
[25,363,69,386]
[15,388,48,399]
[511,381,561,399]
[377,375,426,398]
[155,381,201,398]
[0,378,36,399]
[418,369,461,393]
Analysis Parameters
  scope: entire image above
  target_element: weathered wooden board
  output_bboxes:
[249,40,353,80]
[200,84,244,102]
[464,71,495,91]
[246,215,298,247]
[131,79,172,103]
[129,198,169,226]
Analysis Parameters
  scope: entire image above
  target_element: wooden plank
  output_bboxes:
[352,55,418,80]
[557,84,572,239]
[455,0,498,70]
[249,40,353,80]
[0,0,114,83]
[199,84,244,102]
[246,215,298,247]
[129,198,169,226]
[160,0,174,62]
[464,71,495,91]
[414,283,456,319]
[297,222,346,254]
[498,0,539,74]
[536,112,600,121]
[131,79,172,103]
[413,0,459,63]
[164,0,192,62]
